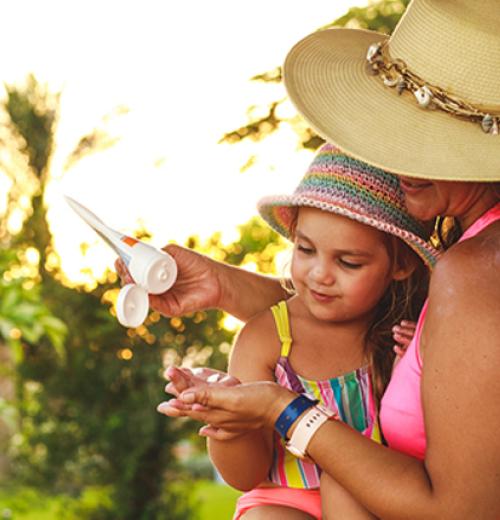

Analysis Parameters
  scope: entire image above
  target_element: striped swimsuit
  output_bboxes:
[269,300,381,489]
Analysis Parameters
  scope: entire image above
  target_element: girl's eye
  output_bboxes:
[297,244,314,254]
[339,258,362,269]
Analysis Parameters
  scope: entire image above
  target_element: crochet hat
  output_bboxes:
[283,0,500,182]
[258,143,439,268]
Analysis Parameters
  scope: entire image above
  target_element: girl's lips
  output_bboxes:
[310,289,336,303]
[399,178,433,195]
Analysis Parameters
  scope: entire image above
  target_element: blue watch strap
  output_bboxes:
[274,394,318,439]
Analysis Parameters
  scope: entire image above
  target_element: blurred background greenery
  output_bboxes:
[0,1,408,518]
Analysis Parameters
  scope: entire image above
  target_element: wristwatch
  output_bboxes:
[286,403,338,460]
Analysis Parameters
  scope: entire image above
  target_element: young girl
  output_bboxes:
[180,144,439,520]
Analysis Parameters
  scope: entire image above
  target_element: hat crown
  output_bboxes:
[390,0,500,104]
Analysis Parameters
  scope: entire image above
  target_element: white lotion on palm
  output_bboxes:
[65,196,177,327]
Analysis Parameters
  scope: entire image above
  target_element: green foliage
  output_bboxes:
[0,76,286,515]
[0,249,67,362]
[4,74,58,179]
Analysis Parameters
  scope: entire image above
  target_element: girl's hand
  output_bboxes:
[164,366,240,401]
[161,366,239,416]
[115,244,223,317]
[158,380,296,435]
[392,320,417,358]
[161,366,244,441]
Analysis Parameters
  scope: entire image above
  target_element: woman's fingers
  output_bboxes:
[392,320,417,352]
[156,399,193,417]
[115,258,134,285]
[178,381,295,427]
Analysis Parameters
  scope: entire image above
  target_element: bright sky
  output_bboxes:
[1,0,365,283]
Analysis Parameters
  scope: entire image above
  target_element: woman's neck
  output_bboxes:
[457,192,499,231]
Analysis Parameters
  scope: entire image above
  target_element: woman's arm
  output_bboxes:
[166,243,500,519]
[117,244,286,321]
[206,311,278,490]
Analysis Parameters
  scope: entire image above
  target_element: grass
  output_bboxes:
[0,487,65,520]
[190,480,242,519]
[0,480,241,519]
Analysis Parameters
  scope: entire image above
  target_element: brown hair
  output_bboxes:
[366,237,428,402]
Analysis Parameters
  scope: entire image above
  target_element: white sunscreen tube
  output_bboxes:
[65,196,177,327]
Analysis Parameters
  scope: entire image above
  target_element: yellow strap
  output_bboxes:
[271,300,292,357]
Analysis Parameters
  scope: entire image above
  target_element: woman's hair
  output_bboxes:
[285,208,428,403]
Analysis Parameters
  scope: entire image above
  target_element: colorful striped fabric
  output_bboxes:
[269,301,382,489]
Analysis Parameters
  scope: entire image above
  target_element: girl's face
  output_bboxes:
[291,207,405,323]
[398,177,497,229]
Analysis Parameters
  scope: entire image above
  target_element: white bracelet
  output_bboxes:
[286,404,338,460]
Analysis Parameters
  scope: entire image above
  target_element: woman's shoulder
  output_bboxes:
[433,223,500,291]
[421,224,500,383]
[425,224,500,353]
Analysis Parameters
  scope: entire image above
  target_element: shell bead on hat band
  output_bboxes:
[366,40,500,135]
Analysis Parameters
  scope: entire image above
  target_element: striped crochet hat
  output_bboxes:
[258,143,439,268]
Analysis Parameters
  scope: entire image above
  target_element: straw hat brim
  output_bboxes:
[258,195,439,268]
[284,28,500,182]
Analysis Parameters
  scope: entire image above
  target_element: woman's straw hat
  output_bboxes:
[283,0,500,182]
[258,143,440,268]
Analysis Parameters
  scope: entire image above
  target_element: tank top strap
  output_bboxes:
[458,202,500,242]
[270,300,292,357]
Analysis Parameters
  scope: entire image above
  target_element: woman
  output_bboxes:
[150,1,500,517]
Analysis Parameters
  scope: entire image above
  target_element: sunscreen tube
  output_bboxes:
[65,196,177,327]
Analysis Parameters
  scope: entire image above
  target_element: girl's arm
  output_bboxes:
[207,311,278,490]
[169,240,500,519]
[118,244,287,322]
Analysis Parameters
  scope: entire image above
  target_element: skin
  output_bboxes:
[157,181,500,519]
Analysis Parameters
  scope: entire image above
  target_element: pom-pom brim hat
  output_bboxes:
[283,0,500,182]
[258,144,440,268]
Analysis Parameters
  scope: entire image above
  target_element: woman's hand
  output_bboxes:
[116,244,286,321]
[392,320,417,358]
[158,380,296,437]
[115,244,223,317]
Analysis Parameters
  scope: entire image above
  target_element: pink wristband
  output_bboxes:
[286,404,338,460]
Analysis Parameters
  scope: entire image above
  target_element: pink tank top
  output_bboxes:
[380,203,500,460]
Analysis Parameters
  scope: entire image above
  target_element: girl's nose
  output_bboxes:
[310,262,335,285]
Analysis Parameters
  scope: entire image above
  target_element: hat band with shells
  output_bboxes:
[366,40,500,136]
